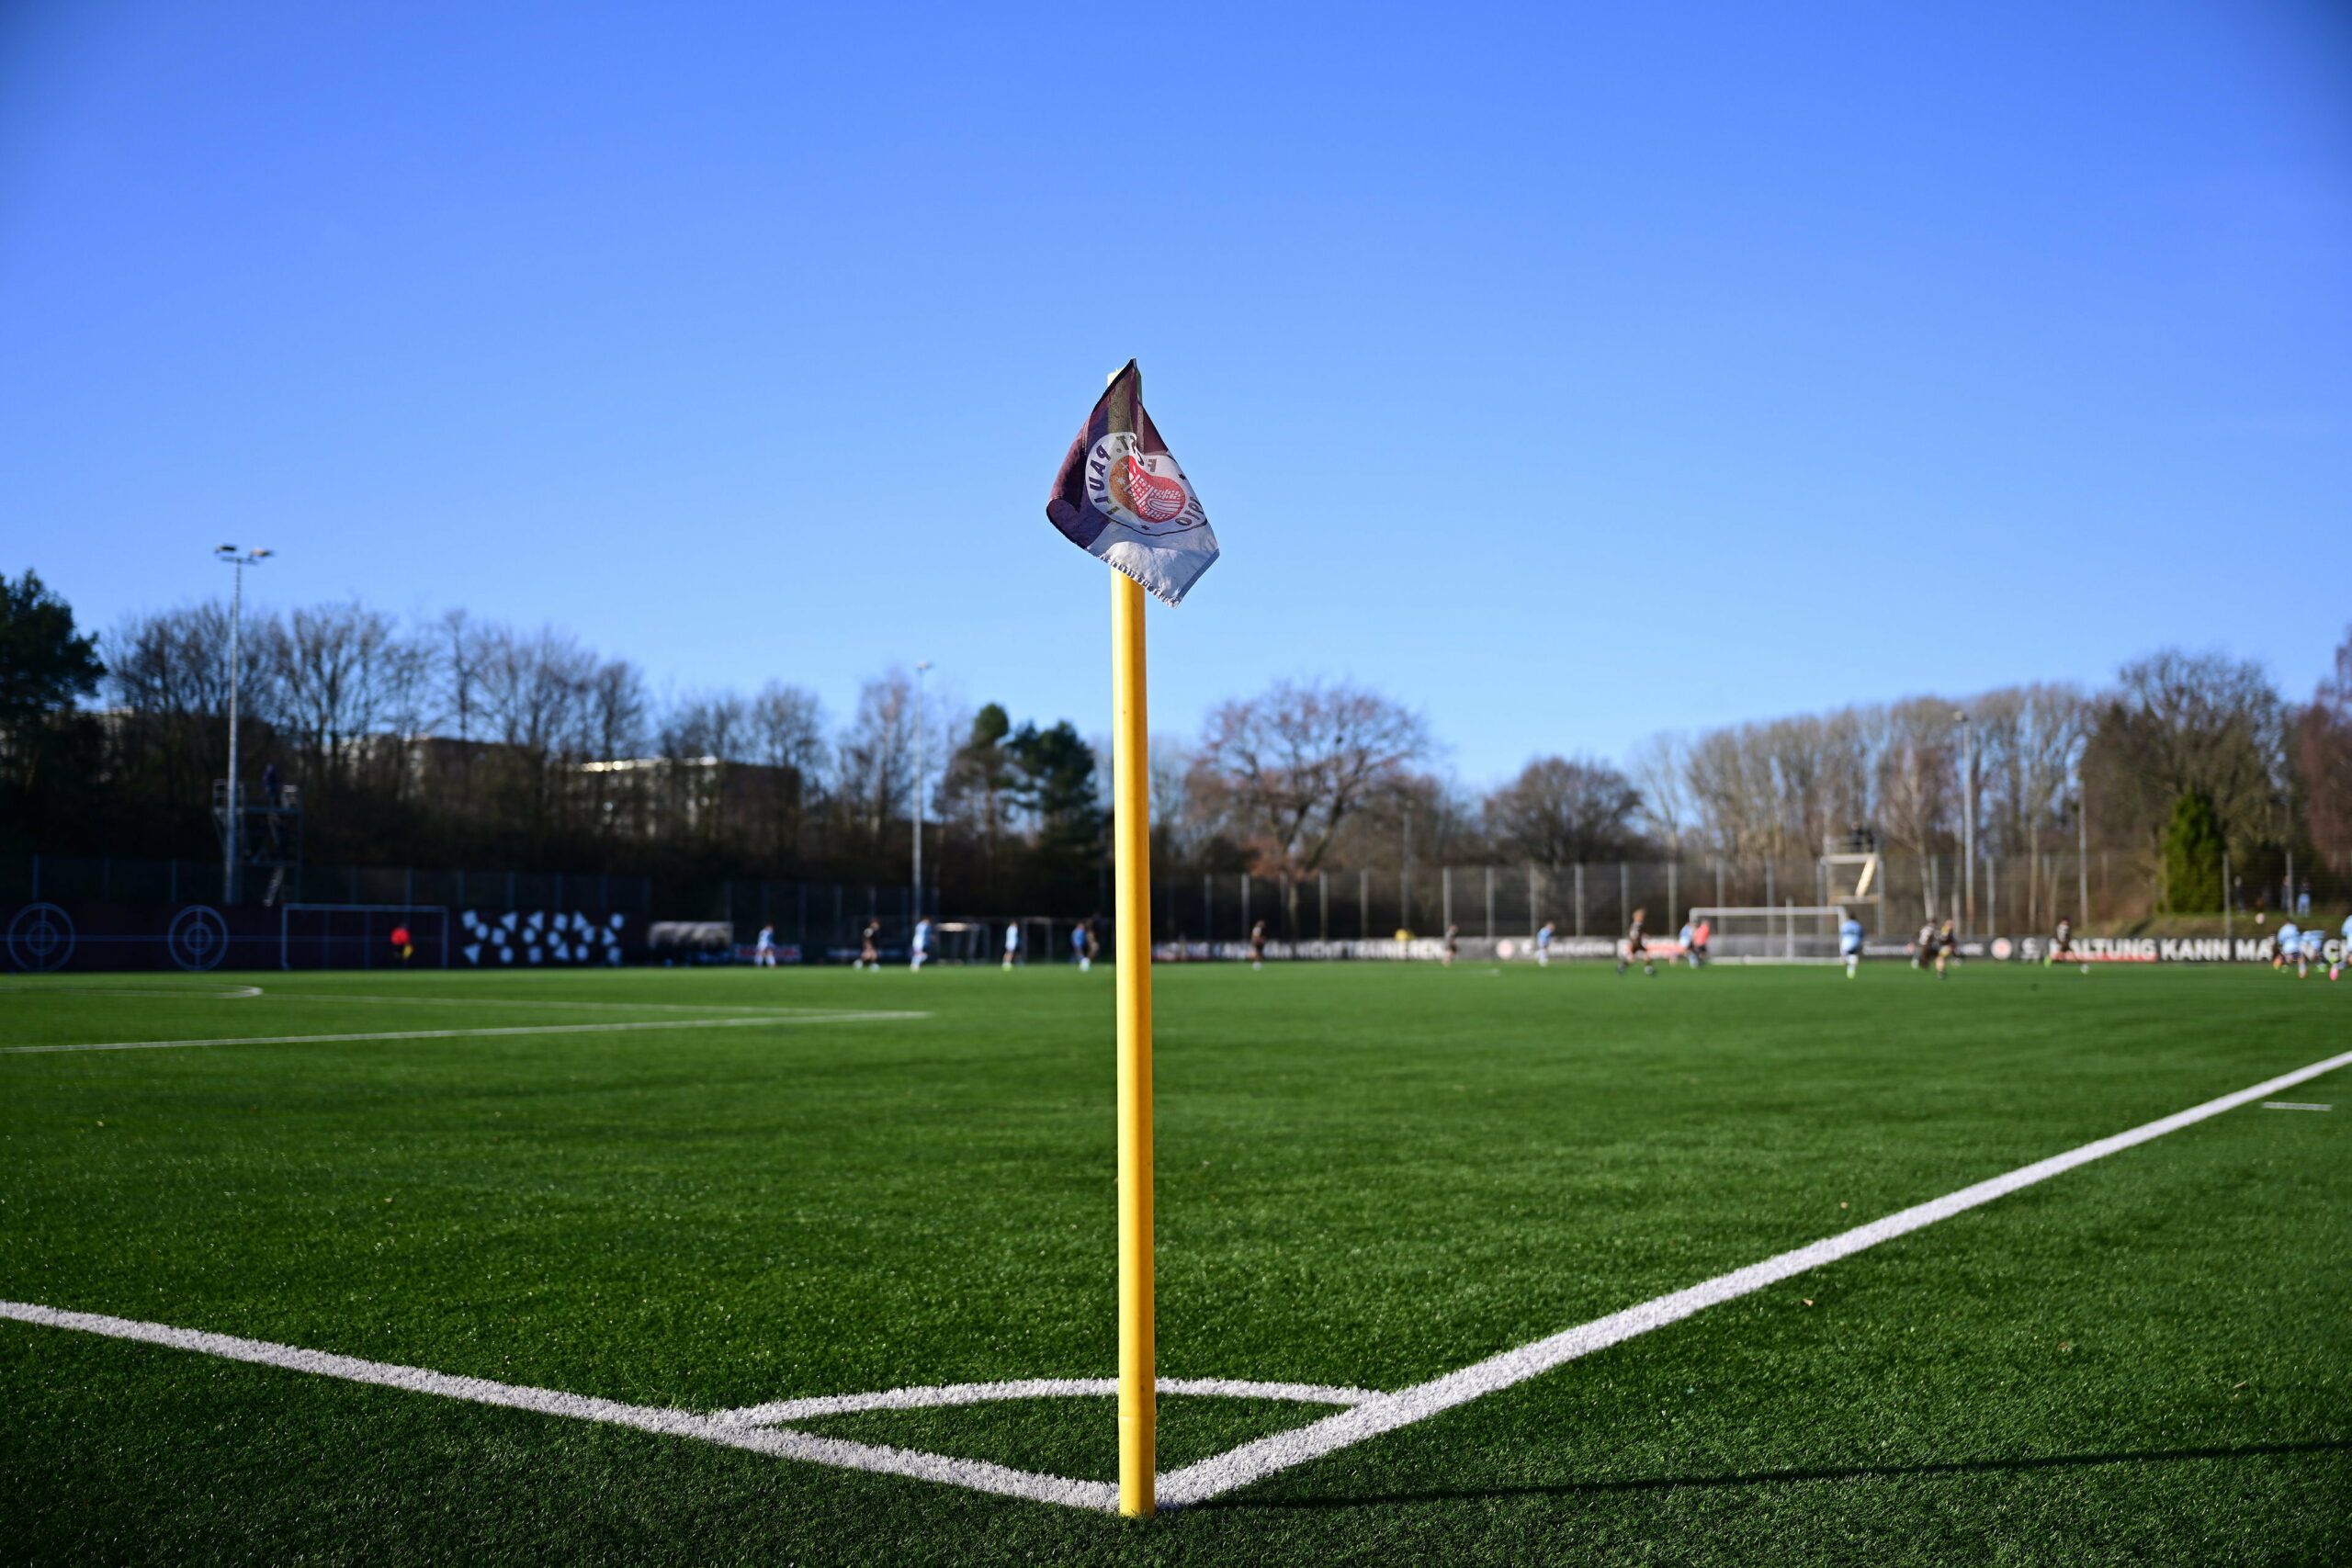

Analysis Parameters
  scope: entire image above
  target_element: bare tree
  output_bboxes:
[1626,733,1690,853]
[836,668,919,839]
[1193,679,1430,873]
[749,682,827,778]
[273,602,428,797]
[662,692,750,761]
[1485,755,1645,864]
[2301,626,2352,877]
[2086,649,2285,862]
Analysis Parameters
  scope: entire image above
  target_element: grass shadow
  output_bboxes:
[1200,1438,2352,1510]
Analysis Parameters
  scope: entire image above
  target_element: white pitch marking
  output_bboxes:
[2261,1102,2331,1111]
[715,1377,1376,1427]
[285,993,896,1015]
[6,1047,2346,1513]
[0,1300,1114,1511]
[0,1012,929,1055]
[0,985,264,999]
[1152,1044,2352,1507]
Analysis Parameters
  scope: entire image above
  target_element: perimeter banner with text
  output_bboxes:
[1046,360,1219,605]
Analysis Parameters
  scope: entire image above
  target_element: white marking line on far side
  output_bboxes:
[0,1300,1113,1511]
[288,993,891,1014]
[2261,1101,2331,1111]
[1153,1044,2352,1507]
[5,1046,2346,1514]
[0,1012,930,1055]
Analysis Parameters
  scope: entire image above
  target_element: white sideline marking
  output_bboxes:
[2261,1102,2331,1111]
[1152,1045,2352,1506]
[5,1047,2346,1513]
[0,986,264,999]
[0,1012,929,1055]
[715,1377,1377,1427]
[0,1301,1114,1511]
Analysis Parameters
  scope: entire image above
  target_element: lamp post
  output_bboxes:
[1956,708,1974,932]
[214,546,271,904]
[912,660,932,925]
[2075,758,2090,929]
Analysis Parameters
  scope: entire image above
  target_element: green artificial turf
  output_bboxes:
[1,960,2346,1564]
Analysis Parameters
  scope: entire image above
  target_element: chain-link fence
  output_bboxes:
[1158,852,2336,945]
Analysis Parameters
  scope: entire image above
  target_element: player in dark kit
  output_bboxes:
[2047,916,2086,975]
[1249,919,1267,971]
[1617,908,1655,976]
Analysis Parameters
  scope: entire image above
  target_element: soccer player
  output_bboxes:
[2047,914,2087,975]
[754,923,777,967]
[858,919,881,971]
[1442,923,1460,967]
[389,922,413,966]
[1001,920,1020,970]
[2275,919,2299,974]
[1690,915,1710,968]
[1070,921,1090,970]
[1677,913,1697,969]
[910,916,931,971]
[1933,918,1956,978]
[1249,919,1267,970]
[1838,911,1864,979]
[1914,919,1938,971]
[2299,923,2322,978]
[1617,908,1654,976]
[2334,914,2350,982]
[1535,919,1555,966]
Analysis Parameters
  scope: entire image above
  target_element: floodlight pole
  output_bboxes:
[1956,710,1974,933]
[2076,759,2091,928]
[215,547,270,904]
[912,660,932,924]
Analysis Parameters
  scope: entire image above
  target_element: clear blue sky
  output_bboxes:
[4,0,2346,783]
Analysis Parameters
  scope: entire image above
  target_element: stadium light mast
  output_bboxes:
[912,660,932,925]
[214,546,271,904]
[1955,708,1974,933]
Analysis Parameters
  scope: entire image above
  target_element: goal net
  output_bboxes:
[279,904,449,969]
[1688,905,1854,963]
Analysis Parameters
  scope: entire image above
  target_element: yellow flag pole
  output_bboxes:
[1111,567,1156,1517]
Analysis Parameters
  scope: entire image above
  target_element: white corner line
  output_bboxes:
[714,1377,1378,1427]
[6,1047,2346,1514]
[1153,1044,2352,1507]
[0,1300,1114,1511]
[2260,1102,2331,1111]
[0,1012,931,1055]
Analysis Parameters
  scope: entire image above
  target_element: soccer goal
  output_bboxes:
[1689,905,1853,963]
[279,904,450,969]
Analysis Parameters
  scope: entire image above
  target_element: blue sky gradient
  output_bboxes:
[3,0,2346,780]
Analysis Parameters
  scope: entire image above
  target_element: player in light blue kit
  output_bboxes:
[1534,920,1555,967]
[2275,919,2299,974]
[2298,923,2323,978]
[2334,915,2351,982]
[1839,913,1865,979]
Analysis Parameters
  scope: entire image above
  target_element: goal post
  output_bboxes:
[1688,905,1855,963]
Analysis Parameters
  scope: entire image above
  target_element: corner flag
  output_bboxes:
[1045,361,1216,1517]
[1047,360,1220,606]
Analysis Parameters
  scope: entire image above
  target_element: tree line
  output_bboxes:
[1,569,2344,918]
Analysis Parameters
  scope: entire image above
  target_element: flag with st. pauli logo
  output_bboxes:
[1046,360,1219,605]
